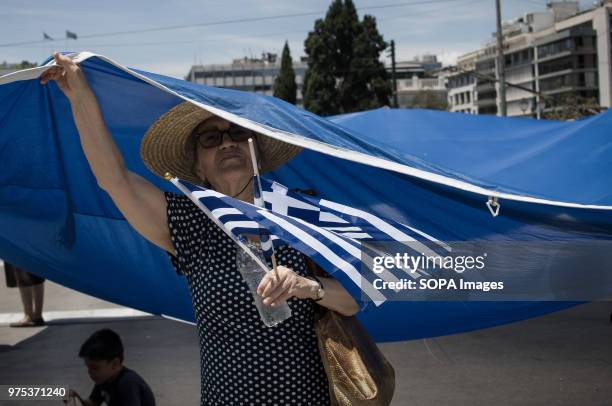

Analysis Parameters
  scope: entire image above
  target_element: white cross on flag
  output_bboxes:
[179,178,450,311]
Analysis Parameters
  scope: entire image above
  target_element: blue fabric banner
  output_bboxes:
[1,53,610,341]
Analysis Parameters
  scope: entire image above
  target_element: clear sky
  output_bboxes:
[0,0,597,78]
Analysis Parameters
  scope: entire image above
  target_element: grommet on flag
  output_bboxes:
[486,196,500,217]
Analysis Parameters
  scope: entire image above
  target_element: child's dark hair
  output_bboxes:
[79,328,124,363]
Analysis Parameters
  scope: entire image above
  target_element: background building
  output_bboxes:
[450,0,612,117]
[0,61,36,77]
[187,53,308,107]
[392,55,448,109]
[188,53,449,111]
[447,50,480,114]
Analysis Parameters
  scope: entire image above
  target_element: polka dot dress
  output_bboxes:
[164,192,331,406]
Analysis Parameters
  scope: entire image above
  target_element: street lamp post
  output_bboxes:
[537,99,545,120]
[520,98,528,115]
[495,0,507,116]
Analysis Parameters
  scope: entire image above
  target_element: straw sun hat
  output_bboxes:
[140,102,302,185]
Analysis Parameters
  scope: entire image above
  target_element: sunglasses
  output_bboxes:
[194,124,254,149]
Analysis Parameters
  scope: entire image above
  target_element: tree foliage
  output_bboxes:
[303,0,391,115]
[273,41,297,105]
[541,92,603,120]
[408,89,448,111]
[1,60,37,69]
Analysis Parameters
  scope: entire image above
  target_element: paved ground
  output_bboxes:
[1,278,611,405]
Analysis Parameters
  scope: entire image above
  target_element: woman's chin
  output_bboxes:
[217,159,248,172]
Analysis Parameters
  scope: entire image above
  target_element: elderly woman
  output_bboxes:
[41,52,360,405]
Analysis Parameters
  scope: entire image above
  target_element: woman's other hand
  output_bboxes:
[40,52,92,103]
[256,266,317,307]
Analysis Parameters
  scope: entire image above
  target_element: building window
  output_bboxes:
[538,38,573,59]
[585,71,597,87]
[538,56,574,75]
[539,73,575,91]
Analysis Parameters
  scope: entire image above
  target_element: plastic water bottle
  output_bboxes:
[235,243,292,327]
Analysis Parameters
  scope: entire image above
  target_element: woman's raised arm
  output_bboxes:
[41,53,175,255]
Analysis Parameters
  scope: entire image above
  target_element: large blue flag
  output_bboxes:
[1,52,611,341]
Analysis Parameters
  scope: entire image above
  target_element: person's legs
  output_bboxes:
[10,268,46,327]
[9,285,37,326]
[32,283,45,321]
[17,285,35,321]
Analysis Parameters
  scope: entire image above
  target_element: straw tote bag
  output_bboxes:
[308,260,396,406]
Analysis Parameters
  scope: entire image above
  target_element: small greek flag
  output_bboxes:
[259,178,449,255]
[183,179,449,308]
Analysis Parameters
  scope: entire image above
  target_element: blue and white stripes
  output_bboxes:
[182,178,449,308]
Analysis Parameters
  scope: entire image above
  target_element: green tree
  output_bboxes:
[344,15,391,111]
[303,0,390,115]
[273,41,297,104]
[19,60,37,69]
[408,89,448,110]
[1,60,37,69]
[303,13,342,115]
[541,92,602,120]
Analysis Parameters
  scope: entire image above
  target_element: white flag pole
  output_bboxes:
[165,173,271,274]
[248,138,280,280]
